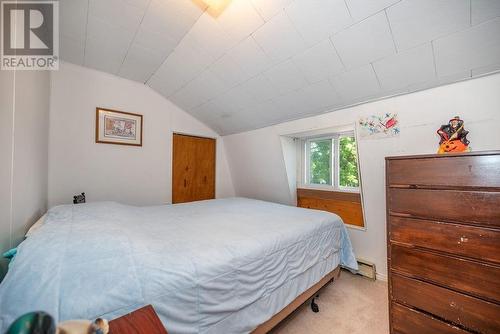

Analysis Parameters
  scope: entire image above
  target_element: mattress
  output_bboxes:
[0,197,357,333]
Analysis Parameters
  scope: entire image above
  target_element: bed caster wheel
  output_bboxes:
[311,298,319,313]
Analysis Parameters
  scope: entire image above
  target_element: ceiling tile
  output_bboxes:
[345,0,401,21]
[214,115,256,135]
[123,0,150,9]
[263,59,309,95]
[60,36,85,65]
[387,0,470,51]
[183,13,235,60]
[286,0,352,46]
[329,64,381,102]
[301,80,343,110]
[472,63,500,76]
[132,24,179,56]
[60,0,88,41]
[373,43,436,91]
[141,0,203,41]
[237,74,280,102]
[229,37,273,78]
[272,89,316,119]
[86,16,135,50]
[191,101,221,120]
[89,0,145,31]
[209,53,250,88]
[169,70,228,110]
[252,11,307,63]
[119,44,165,83]
[147,66,186,98]
[471,0,500,25]
[434,18,500,77]
[245,100,282,124]
[205,99,239,117]
[252,100,282,122]
[84,37,128,74]
[84,16,135,74]
[212,85,257,112]
[250,0,293,21]
[147,74,178,98]
[217,0,265,43]
[171,37,215,81]
[406,70,471,92]
[147,38,214,97]
[292,39,345,83]
[331,11,396,69]
[190,101,228,133]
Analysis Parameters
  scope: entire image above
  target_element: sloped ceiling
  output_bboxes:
[61,0,500,135]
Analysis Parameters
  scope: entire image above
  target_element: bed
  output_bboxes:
[0,197,357,333]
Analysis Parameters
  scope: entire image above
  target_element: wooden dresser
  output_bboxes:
[386,151,500,334]
[109,305,168,334]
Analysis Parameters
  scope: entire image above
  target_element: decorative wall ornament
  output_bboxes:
[96,107,143,146]
[358,113,400,139]
[437,116,470,154]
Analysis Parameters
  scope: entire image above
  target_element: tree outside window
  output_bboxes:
[309,139,332,185]
[339,136,359,188]
[305,133,359,191]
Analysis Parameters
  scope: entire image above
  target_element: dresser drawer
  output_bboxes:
[392,302,471,334]
[388,188,500,228]
[391,244,500,303]
[392,274,500,334]
[390,216,500,264]
[387,155,500,188]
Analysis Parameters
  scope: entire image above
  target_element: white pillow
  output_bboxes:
[25,213,46,237]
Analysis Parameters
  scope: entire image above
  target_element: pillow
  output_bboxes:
[25,213,46,237]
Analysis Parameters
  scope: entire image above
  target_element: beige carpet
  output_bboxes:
[270,270,389,334]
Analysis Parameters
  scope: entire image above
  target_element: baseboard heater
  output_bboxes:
[355,258,376,280]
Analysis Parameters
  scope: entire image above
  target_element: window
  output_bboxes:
[302,132,359,191]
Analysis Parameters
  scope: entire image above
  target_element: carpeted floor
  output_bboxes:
[270,270,389,334]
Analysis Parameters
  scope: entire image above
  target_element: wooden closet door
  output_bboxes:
[172,134,216,204]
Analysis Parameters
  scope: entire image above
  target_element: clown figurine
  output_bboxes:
[437,116,470,154]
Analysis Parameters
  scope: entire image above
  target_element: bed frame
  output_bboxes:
[252,266,341,333]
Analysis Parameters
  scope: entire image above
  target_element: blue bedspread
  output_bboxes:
[0,198,357,333]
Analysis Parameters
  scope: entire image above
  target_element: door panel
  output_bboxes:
[172,134,215,204]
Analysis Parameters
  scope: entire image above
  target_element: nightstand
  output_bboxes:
[109,305,168,334]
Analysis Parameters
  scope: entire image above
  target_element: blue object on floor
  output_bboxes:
[3,248,17,260]
[3,248,18,269]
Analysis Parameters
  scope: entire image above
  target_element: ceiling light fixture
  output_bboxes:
[193,0,232,17]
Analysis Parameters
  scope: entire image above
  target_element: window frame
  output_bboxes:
[300,131,359,193]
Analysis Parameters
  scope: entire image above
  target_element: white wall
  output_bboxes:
[224,73,500,279]
[0,71,15,277]
[48,62,234,207]
[0,70,50,278]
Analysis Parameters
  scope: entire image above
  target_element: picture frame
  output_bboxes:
[95,107,143,147]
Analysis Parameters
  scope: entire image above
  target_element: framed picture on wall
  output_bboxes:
[95,107,143,146]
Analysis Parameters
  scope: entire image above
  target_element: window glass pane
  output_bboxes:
[309,139,332,185]
[339,136,359,188]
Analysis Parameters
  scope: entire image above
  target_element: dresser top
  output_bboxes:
[385,150,500,161]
